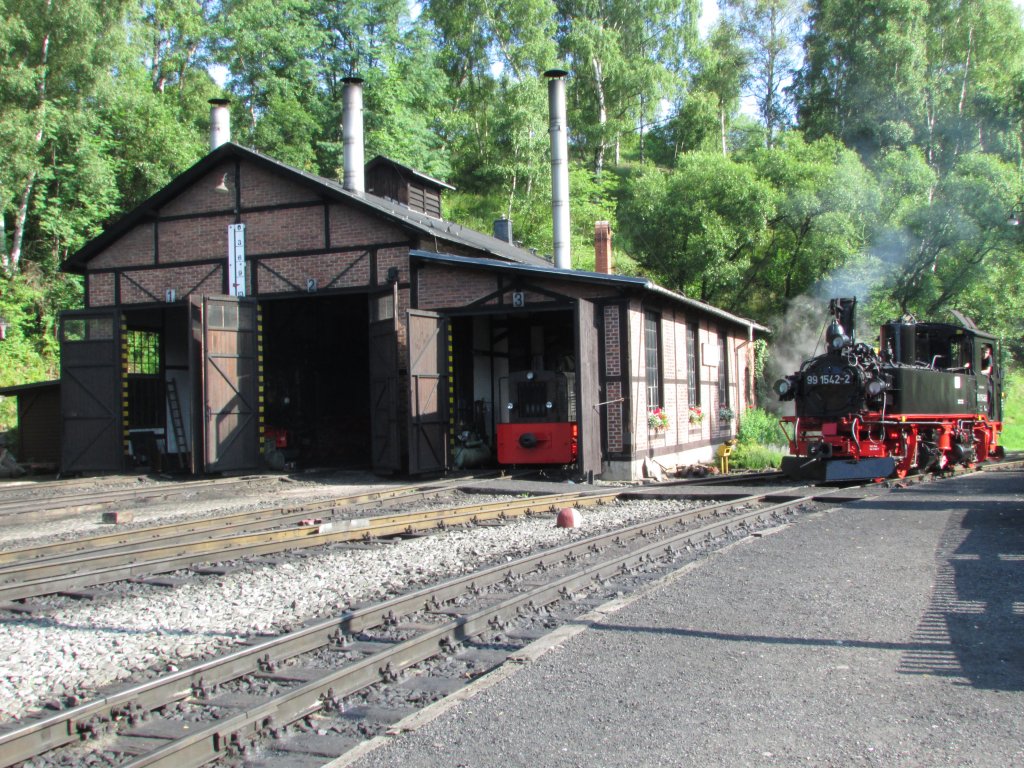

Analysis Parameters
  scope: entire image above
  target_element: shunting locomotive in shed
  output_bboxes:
[774,298,1004,482]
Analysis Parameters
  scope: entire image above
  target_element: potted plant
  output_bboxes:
[718,406,735,422]
[648,407,670,431]
[688,406,703,425]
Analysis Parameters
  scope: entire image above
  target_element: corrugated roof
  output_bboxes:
[410,250,770,334]
[65,143,551,272]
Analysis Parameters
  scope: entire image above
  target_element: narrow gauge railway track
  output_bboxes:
[0,475,283,522]
[0,486,629,604]
[0,483,855,768]
[0,474,511,568]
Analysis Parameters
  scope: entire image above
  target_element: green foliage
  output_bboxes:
[619,153,775,304]
[0,272,79,430]
[999,369,1023,451]
[2,0,1024,415]
[729,442,784,469]
[737,407,786,447]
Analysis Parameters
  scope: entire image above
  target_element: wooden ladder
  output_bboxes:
[165,378,188,469]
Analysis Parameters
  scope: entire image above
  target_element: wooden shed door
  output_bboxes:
[60,309,123,474]
[576,299,603,477]
[202,296,260,473]
[407,310,448,474]
[369,315,400,473]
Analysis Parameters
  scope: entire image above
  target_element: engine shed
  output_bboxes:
[54,87,766,481]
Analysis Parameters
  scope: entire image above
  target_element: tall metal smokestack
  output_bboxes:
[545,69,571,270]
[209,99,231,151]
[342,77,365,193]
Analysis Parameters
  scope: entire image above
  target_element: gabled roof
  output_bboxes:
[410,250,771,334]
[365,155,456,191]
[64,143,548,272]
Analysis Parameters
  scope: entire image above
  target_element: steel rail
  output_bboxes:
[0,485,820,767]
[0,480,460,567]
[0,476,273,519]
[0,489,621,602]
[115,488,847,768]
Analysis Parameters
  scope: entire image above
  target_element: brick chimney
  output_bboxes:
[594,221,613,274]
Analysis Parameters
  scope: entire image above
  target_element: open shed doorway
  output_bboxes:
[449,309,577,469]
[261,294,371,468]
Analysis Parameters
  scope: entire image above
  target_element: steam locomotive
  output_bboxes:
[774,298,1004,482]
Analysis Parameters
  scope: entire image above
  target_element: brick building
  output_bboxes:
[55,81,766,480]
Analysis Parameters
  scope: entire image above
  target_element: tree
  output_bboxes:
[214,0,325,168]
[619,153,774,305]
[720,0,803,147]
[876,151,1020,317]
[691,21,749,155]
[742,132,879,316]
[555,0,694,173]
[0,0,133,275]
[793,0,929,158]
[921,0,1024,170]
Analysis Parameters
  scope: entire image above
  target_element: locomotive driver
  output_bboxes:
[980,345,995,416]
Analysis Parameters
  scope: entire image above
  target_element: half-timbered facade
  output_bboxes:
[58,141,765,480]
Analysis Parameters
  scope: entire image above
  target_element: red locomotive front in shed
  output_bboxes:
[496,369,578,465]
[775,298,1004,482]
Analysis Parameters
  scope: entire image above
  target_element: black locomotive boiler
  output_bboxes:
[774,298,1004,481]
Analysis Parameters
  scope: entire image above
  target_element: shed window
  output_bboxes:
[717,333,730,408]
[686,323,700,408]
[126,331,161,375]
[644,311,662,409]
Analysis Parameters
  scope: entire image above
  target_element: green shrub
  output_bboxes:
[730,442,784,470]
[1001,369,1023,451]
[737,407,787,447]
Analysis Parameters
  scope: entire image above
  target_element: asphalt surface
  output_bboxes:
[344,468,1024,768]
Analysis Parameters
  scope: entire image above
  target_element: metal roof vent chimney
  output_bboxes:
[545,69,571,270]
[342,77,365,193]
[209,99,231,150]
[493,217,513,243]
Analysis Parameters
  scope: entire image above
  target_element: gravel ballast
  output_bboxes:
[0,485,691,722]
[346,469,1024,768]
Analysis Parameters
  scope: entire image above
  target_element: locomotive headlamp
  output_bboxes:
[526,372,535,380]
[826,321,849,350]
[545,401,553,409]
[866,380,885,397]
[507,402,514,410]
[773,378,792,396]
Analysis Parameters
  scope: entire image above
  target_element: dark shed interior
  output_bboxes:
[261,294,371,468]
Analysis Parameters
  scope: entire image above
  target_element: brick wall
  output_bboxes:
[120,264,224,304]
[417,267,502,309]
[87,273,116,307]
[89,223,155,269]
[160,164,237,217]
[240,162,320,208]
[158,215,236,263]
[330,203,403,248]
[256,251,372,294]
[376,246,410,285]
[245,207,326,255]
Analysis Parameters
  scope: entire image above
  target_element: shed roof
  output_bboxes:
[64,143,549,273]
[0,380,60,397]
[365,155,457,191]
[410,250,770,334]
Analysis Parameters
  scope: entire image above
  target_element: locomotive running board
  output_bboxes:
[781,456,897,483]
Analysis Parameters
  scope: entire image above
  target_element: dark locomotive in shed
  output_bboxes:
[775,298,1004,481]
